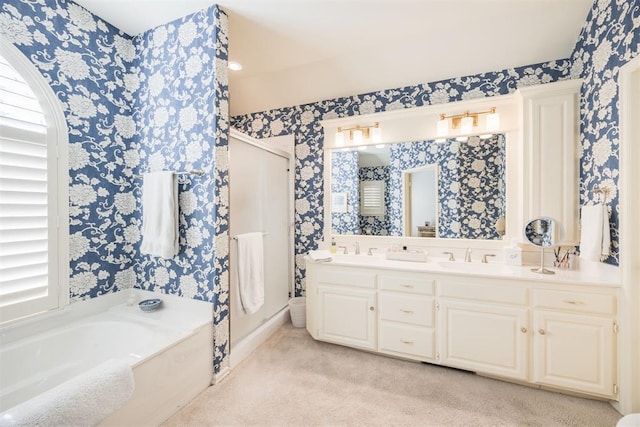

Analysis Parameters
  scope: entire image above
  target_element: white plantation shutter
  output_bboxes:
[360,180,385,216]
[0,48,68,323]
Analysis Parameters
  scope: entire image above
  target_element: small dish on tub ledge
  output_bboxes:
[139,298,162,312]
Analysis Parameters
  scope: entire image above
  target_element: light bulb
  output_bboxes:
[460,116,474,134]
[353,129,363,145]
[437,118,449,137]
[371,125,382,143]
[486,112,500,131]
[335,130,345,147]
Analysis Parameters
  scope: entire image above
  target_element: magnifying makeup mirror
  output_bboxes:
[523,217,564,275]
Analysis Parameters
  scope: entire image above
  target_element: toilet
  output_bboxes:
[617,414,640,427]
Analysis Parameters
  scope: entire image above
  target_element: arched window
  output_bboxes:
[0,40,69,323]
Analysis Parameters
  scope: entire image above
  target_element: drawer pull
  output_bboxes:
[400,284,414,289]
[520,327,527,333]
[563,300,584,305]
[538,329,546,335]
[400,309,414,314]
[400,339,414,345]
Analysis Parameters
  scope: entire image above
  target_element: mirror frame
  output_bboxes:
[321,93,522,250]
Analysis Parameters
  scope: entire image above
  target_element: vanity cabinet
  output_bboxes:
[305,259,619,399]
[518,79,582,245]
[438,279,529,379]
[377,273,436,361]
[317,286,376,350]
[311,266,377,350]
[532,289,617,397]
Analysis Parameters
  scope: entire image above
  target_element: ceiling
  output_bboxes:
[73,0,593,117]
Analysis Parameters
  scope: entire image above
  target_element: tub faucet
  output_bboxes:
[465,248,472,262]
[353,242,360,255]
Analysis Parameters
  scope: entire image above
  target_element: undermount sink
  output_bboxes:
[330,253,386,265]
[385,250,428,263]
[436,261,516,274]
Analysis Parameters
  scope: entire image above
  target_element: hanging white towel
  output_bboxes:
[140,171,179,258]
[236,232,265,314]
[0,359,134,427]
[580,204,611,261]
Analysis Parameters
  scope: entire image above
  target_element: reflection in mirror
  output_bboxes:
[403,165,437,237]
[524,216,565,275]
[330,134,506,240]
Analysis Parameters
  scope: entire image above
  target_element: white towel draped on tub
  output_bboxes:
[140,171,179,258]
[580,203,611,262]
[236,232,265,314]
[0,359,134,427]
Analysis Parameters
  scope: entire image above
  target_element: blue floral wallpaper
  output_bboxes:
[358,166,390,236]
[330,150,359,234]
[232,61,571,295]
[2,0,231,375]
[385,135,505,240]
[1,0,138,300]
[132,6,230,375]
[570,0,640,266]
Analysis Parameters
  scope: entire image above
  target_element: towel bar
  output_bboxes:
[133,170,204,179]
[591,186,610,203]
[232,232,269,240]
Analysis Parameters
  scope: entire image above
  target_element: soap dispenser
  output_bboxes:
[329,237,338,254]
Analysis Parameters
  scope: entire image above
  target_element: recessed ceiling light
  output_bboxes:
[228,61,242,71]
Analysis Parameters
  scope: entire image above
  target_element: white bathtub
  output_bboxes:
[0,289,213,426]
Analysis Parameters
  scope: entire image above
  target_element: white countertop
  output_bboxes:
[306,251,620,287]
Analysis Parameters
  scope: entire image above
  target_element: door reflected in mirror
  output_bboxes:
[330,134,506,240]
[403,165,438,237]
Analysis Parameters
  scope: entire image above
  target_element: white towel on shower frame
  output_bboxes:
[140,171,179,259]
[236,232,265,314]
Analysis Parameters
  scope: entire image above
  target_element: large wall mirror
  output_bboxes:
[330,134,506,240]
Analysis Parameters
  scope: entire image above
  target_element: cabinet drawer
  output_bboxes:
[378,273,434,295]
[379,292,434,326]
[379,322,435,359]
[440,280,528,305]
[533,290,616,315]
[316,266,375,289]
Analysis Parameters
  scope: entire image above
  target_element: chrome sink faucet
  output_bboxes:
[338,246,348,254]
[442,251,455,261]
[465,248,472,262]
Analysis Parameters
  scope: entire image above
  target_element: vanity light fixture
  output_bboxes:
[335,122,381,147]
[437,107,500,137]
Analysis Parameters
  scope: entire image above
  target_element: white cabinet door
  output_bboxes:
[533,311,616,397]
[439,299,529,380]
[318,286,376,350]
[518,79,581,245]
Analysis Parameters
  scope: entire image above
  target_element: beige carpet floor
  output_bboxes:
[164,324,622,427]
